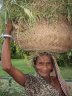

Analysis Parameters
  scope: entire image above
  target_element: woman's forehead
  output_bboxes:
[37,55,51,61]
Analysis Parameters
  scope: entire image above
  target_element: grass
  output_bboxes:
[60,67,72,79]
[0,59,72,79]
[0,59,35,77]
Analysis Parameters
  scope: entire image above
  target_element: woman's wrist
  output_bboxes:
[5,30,12,35]
[0,33,14,40]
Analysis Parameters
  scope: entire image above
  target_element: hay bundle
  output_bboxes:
[2,0,72,53]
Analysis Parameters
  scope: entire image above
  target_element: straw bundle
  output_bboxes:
[2,0,72,53]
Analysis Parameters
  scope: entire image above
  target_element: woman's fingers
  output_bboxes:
[6,19,13,34]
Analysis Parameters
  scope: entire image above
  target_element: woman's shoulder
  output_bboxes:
[24,74,40,88]
[25,74,39,82]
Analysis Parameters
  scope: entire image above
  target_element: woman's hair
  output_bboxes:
[33,52,54,66]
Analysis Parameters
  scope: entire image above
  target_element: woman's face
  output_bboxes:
[35,55,53,77]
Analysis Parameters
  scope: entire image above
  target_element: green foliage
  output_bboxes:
[0,36,3,60]
[0,79,25,96]
[56,50,72,67]
[0,39,3,60]
[0,10,6,60]
[2,0,72,23]
[2,0,36,26]
[10,42,23,59]
[64,0,72,22]
[10,41,30,59]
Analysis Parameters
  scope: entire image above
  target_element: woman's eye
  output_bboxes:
[39,62,42,64]
[46,62,52,64]
[38,62,43,65]
[37,61,52,65]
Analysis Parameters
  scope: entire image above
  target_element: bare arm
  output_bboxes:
[1,20,26,86]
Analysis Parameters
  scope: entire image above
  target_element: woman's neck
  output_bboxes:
[44,75,51,83]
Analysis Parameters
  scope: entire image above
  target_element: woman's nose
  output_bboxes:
[42,64,48,70]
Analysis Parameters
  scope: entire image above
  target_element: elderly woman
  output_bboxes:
[1,20,70,96]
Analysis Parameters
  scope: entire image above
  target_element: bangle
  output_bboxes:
[0,34,14,40]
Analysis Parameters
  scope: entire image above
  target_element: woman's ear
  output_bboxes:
[50,69,56,77]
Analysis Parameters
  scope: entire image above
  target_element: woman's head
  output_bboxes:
[33,52,54,77]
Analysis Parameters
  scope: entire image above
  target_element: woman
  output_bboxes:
[1,20,70,96]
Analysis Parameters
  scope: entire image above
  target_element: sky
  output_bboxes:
[0,0,3,9]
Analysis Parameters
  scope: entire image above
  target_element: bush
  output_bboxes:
[0,78,25,96]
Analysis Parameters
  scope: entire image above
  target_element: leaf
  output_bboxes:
[11,0,17,5]
[24,8,34,18]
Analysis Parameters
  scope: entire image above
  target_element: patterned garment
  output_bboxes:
[23,55,71,96]
[24,74,60,96]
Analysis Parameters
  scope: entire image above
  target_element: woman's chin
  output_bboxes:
[39,73,49,77]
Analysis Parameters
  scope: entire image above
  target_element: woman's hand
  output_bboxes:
[6,19,13,34]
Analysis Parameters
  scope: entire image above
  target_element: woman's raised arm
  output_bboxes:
[1,20,26,86]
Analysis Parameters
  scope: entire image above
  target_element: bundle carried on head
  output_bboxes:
[13,17,72,53]
[3,0,72,53]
